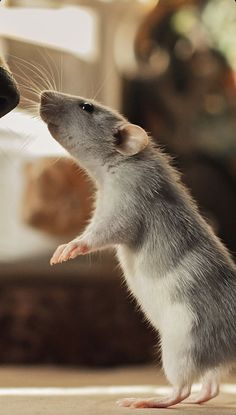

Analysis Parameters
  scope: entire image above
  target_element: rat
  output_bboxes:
[40,90,236,409]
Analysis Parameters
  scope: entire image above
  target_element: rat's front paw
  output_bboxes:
[50,239,89,265]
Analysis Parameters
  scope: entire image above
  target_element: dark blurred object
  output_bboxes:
[22,157,94,238]
[0,257,156,366]
[0,56,20,118]
[122,0,236,256]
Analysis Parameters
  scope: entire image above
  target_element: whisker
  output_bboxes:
[20,95,38,104]
[38,47,59,91]
[17,83,41,99]
[20,103,39,114]
[9,62,45,94]
[35,49,57,91]
[92,68,114,101]
[9,53,55,92]
[12,64,44,97]
[21,105,39,113]
[14,59,53,92]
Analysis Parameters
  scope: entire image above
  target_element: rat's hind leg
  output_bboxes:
[117,345,194,408]
[183,368,221,404]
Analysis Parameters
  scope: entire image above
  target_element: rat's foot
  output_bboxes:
[50,239,89,265]
[117,386,190,408]
[183,380,219,404]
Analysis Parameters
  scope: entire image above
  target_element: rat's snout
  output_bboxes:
[40,90,55,105]
[40,90,59,110]
[41,90,60,105]
[40,90,70,141]
[40,90,62,124]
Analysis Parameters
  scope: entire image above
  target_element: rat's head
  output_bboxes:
[40,90,149,178]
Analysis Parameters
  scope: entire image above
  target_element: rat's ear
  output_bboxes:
[114,123,149,156]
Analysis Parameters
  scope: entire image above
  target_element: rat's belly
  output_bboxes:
[117,245,193,336]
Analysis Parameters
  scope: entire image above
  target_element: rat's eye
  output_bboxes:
[79,102,94,113]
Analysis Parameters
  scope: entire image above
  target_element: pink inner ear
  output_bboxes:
[116,123,149,155]
[120,123,148,139]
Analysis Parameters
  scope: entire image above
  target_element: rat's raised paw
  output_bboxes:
[50,239,89,265]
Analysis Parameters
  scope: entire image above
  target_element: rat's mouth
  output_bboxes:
[47,122,59,137]
[40,105,61,141]
[40,105,53,123]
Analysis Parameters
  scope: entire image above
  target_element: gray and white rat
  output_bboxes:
[40,90,236,408]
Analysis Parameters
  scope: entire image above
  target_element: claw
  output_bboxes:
[50,240,90,265]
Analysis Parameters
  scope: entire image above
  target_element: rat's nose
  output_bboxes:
[0,67,20,118]
[40,90,57,106]
[40,90,60,123]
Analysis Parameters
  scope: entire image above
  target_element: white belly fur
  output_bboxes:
[117,245,193,341]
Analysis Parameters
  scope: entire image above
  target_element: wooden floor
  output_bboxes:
[1,365,236,414]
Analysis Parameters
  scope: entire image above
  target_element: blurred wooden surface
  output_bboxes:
[0,365,236,414]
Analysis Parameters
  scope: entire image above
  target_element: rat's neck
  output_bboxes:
[73,156,107,187]
[75,144,166,192]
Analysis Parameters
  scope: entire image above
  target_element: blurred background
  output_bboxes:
[0,0,235,368]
